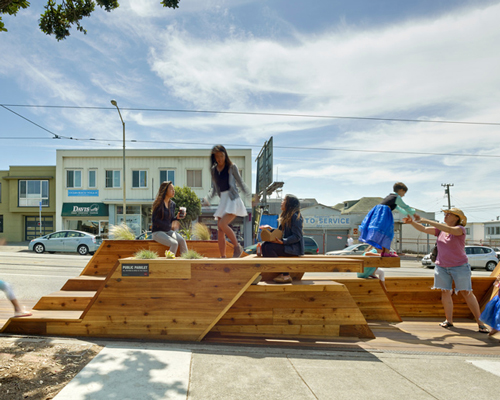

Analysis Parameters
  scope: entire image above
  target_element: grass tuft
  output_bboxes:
[109,223,135,240]
[180,249,203,259]
[134,249,159,259]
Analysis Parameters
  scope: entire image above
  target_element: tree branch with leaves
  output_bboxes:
[1,0,180,40]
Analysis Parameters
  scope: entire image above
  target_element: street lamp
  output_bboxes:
[110,100,126,223]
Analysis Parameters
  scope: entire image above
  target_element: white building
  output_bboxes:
[55,149,253,245]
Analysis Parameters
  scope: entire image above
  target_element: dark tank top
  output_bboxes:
[215,165,230,192]
[380,193,397,211]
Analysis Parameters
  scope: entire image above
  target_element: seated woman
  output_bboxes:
[151,181,188,256]
[261,194,304,283]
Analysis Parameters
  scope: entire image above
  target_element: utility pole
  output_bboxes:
[441,183,454,209]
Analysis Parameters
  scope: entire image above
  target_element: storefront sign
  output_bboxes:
[68,190,99,197]
[122,263,149,277]
[303,216,350,228]
[61,203,109,217]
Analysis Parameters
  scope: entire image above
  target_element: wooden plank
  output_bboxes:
[61,276,106,291]
[119,258,191,279]
[273,308,368,325]
[33,291,96,311]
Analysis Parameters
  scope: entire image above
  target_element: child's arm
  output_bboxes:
[395,195,418,218]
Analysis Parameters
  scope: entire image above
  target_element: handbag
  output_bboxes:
[430,245,438,262]
[430,230,440,262]
[260,228,283,242]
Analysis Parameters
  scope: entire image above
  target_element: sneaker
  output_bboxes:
[232,245,243,258]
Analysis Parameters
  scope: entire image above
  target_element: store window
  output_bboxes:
[496,227,500,235]
[132,170,148,188]
[66,170,82,188]
[0,215,3,232]
[88,170,97,188]
[105,170,121,188]
[19,180,49,207]
[160,170,175,185]
[187,170,202,188]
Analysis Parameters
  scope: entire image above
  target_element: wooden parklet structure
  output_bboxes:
[2,240,498,343]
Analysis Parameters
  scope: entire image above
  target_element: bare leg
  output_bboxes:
[441,289,454,324]
[217,214,238,257]
[460,290,483,326]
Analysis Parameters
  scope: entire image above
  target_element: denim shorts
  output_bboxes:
[433,263,472,293]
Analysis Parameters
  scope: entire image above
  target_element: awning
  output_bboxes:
[62,203,109,217]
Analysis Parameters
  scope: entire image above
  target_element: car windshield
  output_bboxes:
[344,244,361,251]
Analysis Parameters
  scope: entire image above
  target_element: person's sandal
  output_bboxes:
[273,274,292,284]
[439,321,454,328]
[478,324,490,334]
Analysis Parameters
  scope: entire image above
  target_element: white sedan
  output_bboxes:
[28,230,100,255]
[421,245,498,271]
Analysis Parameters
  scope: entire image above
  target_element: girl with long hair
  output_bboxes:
[204,145,250,258]
[151,181,187,256]
[261,194,305,283]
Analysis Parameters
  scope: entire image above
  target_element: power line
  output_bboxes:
[3,103,500,126]
[2,104,500,158]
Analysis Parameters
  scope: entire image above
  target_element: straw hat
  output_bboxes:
[442,208,467,226]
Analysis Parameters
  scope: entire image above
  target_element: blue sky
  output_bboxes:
[1,0,500,222]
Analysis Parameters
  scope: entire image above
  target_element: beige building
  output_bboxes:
[56,149,253,245]
[0,166,56,242]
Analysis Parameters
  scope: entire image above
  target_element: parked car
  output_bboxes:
[243,236,320,255]
[136,231,153,240]
[421,245,498,271]
[326,243,371,256]
[28,230,99,255]
[491,247,500,260]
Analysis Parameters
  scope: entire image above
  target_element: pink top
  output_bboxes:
[435,226,468,268]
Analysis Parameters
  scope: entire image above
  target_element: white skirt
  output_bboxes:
[214,191,248,219]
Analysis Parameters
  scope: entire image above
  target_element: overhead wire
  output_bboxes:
[2,103,500,158]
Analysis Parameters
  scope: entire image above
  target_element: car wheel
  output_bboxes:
[486,261,497,272]
[33,243,45,254]
[77,245,89,255]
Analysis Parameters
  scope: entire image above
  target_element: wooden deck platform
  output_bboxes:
[1,240,499,351]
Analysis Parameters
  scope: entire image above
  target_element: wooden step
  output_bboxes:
[61,275,106,291]
[0,309,83,335]
[33,291,96,311]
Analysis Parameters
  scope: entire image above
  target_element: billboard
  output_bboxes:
[256,137,273,196]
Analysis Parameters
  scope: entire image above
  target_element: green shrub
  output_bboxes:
[134,249,159,259]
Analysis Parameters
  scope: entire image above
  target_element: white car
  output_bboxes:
[421,245,498,271]
[326,243,371,256]
[29,230,100,255]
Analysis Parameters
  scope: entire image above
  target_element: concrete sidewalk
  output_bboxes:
[53,340,500,400]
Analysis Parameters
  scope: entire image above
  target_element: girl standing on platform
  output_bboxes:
[204,145,250,258]
[480,275,500,336]
[359,182,418,257]
[151,181,188,256]
[0,279,31,317]
[261,194,305,283]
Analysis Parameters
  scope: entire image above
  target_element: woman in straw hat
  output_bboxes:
[405,208,489,333]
